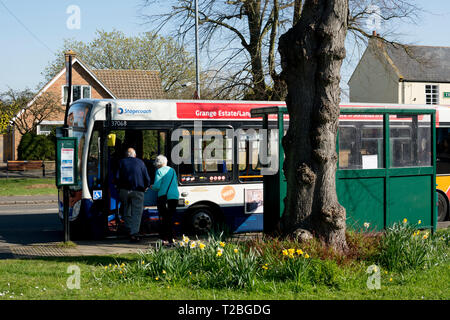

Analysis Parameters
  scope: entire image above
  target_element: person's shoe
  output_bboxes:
[130,234,142,243]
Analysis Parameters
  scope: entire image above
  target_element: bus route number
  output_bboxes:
[112,121,127,127]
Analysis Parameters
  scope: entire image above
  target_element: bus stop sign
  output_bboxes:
[56,137,78,188]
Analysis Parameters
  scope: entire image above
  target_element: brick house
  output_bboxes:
[2,53,165,161]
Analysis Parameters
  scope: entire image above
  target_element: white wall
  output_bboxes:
[401,82,450,105]
[349,44,399,104]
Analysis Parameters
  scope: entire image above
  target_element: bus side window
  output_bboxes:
[339,126,357,169]
[238,129,263,182]
[87,130,100,188]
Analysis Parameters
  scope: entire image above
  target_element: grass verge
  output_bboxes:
[0,178,57,196]
[0,227,448,300]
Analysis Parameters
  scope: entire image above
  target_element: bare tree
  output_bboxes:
[140,0,421,100]
[278,0,348,250]
[1,89,63,135]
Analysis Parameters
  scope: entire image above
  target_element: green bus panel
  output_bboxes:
[337,177,385,231]
[388,175,432,227]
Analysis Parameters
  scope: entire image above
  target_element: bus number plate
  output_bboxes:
[112,121,127,127]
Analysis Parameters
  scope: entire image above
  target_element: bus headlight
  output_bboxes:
[58,200,81,222]
[71,200,81,221]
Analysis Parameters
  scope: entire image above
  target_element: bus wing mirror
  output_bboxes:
[107,134,116,147]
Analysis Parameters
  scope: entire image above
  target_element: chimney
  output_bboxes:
[64,50,76,63]
[372,30,378,37]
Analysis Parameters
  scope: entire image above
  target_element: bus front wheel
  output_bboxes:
[438,192,448,222]
[187,206,215,235]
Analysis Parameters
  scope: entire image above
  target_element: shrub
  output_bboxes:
[18,131,56,160]
[376,221,447,273]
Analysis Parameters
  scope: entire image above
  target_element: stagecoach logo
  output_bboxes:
[221,186,236,202]
[117,107,152,115]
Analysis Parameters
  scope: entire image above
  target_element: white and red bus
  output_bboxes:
[59,99,284,239]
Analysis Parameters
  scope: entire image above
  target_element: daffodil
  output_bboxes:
[190,242,197,249]
[155,277,159,281]
[199,243,206,250]
[423,233,429,240]
[183,235,190,243]
[418,220,422,225]
[364,222,370,229]
[304,253,310,259]
[403,218,408,224]
[217,248,223,257]
[389,278,393,282]
[219,242,226,247]
[162,270,166,275]
[288,248,295,255]
[282,249,288,256]
[234,248,239,253]
[296,249,303,256]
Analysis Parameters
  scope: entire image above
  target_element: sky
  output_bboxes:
[0,0,449,95]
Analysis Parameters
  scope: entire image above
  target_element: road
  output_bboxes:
[0,203,62,247]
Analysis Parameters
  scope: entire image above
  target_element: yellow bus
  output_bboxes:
[436,105,450,221]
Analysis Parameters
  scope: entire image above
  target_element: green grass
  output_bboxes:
[0,178,57,196]
[0,228,448,300]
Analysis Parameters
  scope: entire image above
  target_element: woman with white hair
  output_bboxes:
[151,155,179,244]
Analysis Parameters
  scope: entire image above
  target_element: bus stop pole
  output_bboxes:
[63,51,73,243]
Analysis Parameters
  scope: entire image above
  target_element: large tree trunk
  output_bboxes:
[278,0,349,251]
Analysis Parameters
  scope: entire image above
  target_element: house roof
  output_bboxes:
[382,43,450,83]
[92,69,166,100]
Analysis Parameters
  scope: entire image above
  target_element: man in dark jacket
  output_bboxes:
[116,148,151,242]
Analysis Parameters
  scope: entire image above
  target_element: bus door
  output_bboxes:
[103,128,169,232]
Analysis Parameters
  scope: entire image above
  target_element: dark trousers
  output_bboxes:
[157,198,178,242]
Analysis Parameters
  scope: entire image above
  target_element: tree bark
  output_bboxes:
[278,0,349,251]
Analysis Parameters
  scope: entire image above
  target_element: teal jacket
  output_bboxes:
[151,166,179,200]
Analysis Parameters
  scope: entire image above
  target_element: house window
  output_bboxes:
[62,85,91,104]
[425,85,439,105]
[37,121,64,136]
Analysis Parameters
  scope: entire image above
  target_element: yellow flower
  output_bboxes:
[296,249,303,256]
[108,264,112,268]
[190,242,197,249]
[234,248,239,253]
[403,218,408,224]
[188,272,192,276]
[199,243,206,250]
[179,241,185,247]
[389,278,393,282]
[217,248,223,257]
[141,261,145,265]
[304,253,310,259]
[155,277,159,281]
[119,271,123,274]
[162,270,166,275]
[288,248,295,255]
[418,220,422,225]
[288,253,294,259]
[104,266,108,270]
[183,235,190,243]
[423,233,429,240]
[282,249,288,256]
[219,242,226,247]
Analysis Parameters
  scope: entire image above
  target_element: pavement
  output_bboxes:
[0,195,58,206]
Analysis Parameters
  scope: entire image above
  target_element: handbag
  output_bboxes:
[157,168,175,209]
